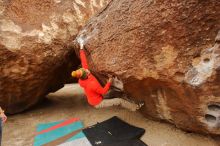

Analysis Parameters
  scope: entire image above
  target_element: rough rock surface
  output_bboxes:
[76,0,220,135]
[0,0,109,114]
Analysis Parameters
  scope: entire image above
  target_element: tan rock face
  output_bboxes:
[0,0,110,114]
[76,0,220,134]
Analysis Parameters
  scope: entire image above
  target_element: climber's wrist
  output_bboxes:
[80,44,84,50]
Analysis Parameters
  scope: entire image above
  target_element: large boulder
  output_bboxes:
[0,0,110,114]
[75,0,220,135]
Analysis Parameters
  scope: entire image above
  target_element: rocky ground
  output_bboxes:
[3,84,219,146]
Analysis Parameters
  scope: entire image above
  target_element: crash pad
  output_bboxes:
[34,118,87,146]
[83,116,146,146]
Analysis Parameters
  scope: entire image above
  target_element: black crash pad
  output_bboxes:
[104,139,148,146]
[83,116,146,146]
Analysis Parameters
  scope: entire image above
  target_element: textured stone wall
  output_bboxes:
[0,0,110,114]
[75,0,220,135]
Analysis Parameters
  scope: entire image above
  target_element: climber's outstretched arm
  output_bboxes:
[80,48,88,69]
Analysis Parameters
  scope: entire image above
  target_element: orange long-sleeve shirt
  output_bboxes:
[78,50,111,106]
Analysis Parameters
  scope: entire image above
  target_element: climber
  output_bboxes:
[71,44,140,111]
[0,107,7,146]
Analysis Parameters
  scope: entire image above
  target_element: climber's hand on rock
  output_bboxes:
[80,43,84,50]
[108,77,113,83]
[107,74,114,78]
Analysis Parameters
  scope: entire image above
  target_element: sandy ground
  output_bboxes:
[3,84,219,146]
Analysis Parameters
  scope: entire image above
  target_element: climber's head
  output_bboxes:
[71,68,90,80]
